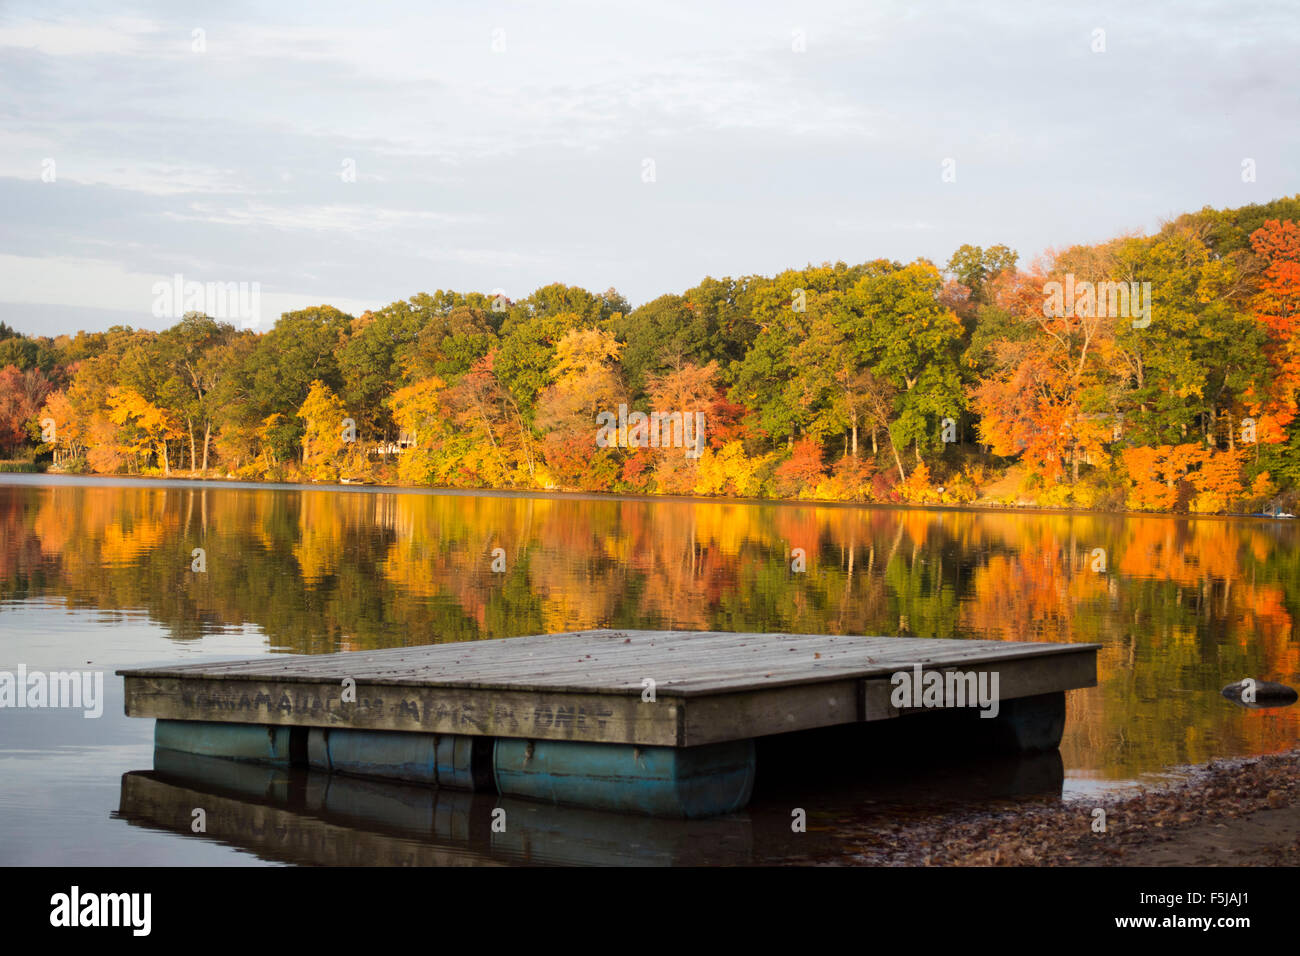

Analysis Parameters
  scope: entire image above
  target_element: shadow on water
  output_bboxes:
[116,749,756,867]
[754,714,1066,807]
[115,713,1066,866]
[738,716,1066,862]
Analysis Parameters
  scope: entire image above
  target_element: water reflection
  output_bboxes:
[3,474,1298,786]
[118,734,1067,866]
[118,750,753,866]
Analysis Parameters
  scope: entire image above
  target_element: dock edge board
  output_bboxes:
[125,646,1097,747]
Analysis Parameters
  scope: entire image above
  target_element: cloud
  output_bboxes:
[0,16,160,57]
[158,202,486,234]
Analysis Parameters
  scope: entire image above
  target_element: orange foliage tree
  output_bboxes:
[1248,220,1300,442]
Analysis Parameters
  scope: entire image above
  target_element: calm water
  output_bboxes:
[1,474,1297,865]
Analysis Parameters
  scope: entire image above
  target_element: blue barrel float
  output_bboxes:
[307,728,493,791]
[492,738,756,818]
[155,719,297,765]
[154,721,754,817]
[154,721,494,790]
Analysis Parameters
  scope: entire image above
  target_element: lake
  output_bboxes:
[1,474,1297,865]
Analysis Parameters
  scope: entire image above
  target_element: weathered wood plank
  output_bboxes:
[126,674,681,746]
[680,680,862,745]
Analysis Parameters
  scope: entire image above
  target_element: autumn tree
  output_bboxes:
[105,386,182,474]
[296,380,351,480]
[0,365,53,455]
[535,328,625,490]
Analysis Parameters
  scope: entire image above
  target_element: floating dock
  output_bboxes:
[118,629,1098,818]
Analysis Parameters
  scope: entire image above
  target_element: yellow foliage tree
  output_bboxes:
[105,387,182,474]
[694,441,769,498]
[37,390,83,466]
[389,378,451,485]
[296,381,351,481]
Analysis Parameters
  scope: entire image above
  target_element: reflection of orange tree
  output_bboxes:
[1115,519,1294,677]
[378,494,553,638]
[963,511,1300,776]
[612,501,738,631]
[624,503,896,633]
[13,486,207,633]
[0,493,39,595]
[1116,516,1297,773]
[526,502,628,633]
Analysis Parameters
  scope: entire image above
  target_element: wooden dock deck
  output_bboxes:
[119,629,1098,818]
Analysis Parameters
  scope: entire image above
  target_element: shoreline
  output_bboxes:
[4,470,1296,523]
[828,749,1300,867]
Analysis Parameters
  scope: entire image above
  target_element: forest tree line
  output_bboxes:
[2,196,1298,513]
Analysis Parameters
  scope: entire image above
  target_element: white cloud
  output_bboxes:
[0,160,248,195]
[157,202,486,234]
[0,16,160,56]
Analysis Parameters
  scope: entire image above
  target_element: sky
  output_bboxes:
[1,0,1297,336]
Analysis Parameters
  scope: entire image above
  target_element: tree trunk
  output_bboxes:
[201,423,211,473]
[890,434,906,482]
[188,420,197,475]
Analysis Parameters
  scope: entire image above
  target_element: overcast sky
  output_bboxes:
[1,0,1297,336]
